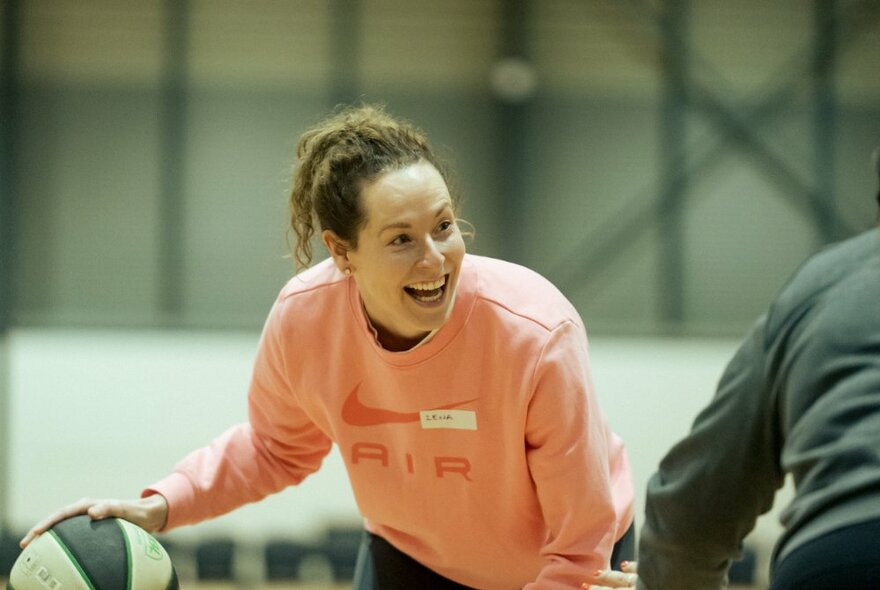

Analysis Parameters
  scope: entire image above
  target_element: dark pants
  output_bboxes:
[771,518,880,590]
[352,523,636,590]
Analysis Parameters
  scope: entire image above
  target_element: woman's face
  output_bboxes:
[325,161,466,351]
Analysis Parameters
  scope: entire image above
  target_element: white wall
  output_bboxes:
[6,328,790,580]
[7,329,360,544]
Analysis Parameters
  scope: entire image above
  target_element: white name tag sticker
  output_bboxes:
[420,409,477,430]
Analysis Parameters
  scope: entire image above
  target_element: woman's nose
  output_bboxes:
[417,238,444,268]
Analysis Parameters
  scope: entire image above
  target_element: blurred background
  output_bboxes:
[1,0,878,587]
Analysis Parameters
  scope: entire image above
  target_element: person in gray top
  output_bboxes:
[590,153,880,590]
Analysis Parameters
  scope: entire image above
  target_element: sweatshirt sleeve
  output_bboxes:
[524,320,631,589]
[144,296,333,531]
[637,316,784,589]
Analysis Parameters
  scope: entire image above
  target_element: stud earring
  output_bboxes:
[343,268,351,276]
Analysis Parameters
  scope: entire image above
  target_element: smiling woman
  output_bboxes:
[21,105,636,590]
[323,162,465,351]
[290,107,467,352]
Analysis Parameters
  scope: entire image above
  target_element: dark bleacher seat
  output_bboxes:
[1,529,23,577]
[264,539,310,580]
[325,525,363,582]
[195,538,235,580]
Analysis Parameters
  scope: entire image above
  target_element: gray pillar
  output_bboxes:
[657,0,689,330]
[330,0,362,106]
[158,0,190,324]
[0,0,22,529]
[812,0,838,243]
[494,0,534,264]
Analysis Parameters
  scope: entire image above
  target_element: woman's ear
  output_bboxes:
[322,230,354,275]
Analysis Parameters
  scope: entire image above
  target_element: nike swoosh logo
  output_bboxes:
[341,383,478,427]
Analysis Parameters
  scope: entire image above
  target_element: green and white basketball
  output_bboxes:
[7,515,178,590]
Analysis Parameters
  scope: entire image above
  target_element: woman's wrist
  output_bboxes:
[141,493,169,532]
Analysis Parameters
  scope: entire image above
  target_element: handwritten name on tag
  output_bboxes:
[420,409,477,430]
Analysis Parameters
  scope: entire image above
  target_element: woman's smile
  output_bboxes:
[404,274,448,305]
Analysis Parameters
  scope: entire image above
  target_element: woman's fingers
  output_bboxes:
[87,498,135,522]
[20,497,100,548]
[20,494,168,549]
[621,560,639,574]
[583,565,639,589]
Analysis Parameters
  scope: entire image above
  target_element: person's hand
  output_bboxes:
[20,494,169,548]
[583,561,639,589]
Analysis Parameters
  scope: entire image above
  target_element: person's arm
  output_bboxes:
[637,317,784,590]
[525,320,631,589]
[146,296,333,530]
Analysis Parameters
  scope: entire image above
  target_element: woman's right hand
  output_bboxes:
[584,561,639,590]
[19,493,169,548]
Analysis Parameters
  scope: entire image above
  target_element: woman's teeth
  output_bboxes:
[406,277,446,302]
[408,278,445,291]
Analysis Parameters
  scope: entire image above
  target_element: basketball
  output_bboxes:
[7,515,178,590]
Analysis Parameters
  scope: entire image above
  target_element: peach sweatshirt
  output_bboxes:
[145,254,633,589]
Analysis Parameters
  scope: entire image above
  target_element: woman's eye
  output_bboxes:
[390,235,410,246]
[437,220,453,232]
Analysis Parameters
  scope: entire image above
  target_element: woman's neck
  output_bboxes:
[373,324,432,352]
